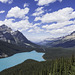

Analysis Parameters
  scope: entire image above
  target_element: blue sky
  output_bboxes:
[0,0,75,42]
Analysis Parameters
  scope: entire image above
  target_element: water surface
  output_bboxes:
[0,51,45,71]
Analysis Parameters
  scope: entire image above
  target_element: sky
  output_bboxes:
[0,0,75,42]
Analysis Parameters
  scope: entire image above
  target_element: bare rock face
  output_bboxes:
[0,25,15,43]
[0,53,8,58]
[12,30,32,44]
[0,24,12,33]
[0,24,35,47]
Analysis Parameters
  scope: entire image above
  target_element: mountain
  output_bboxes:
[12,30,34,46]
[38,37,62,46]
[38,31,75,48]
[0,24,37,47]
[0,24,12,33]
[54,31,75,47]
[0,25,15,43]
[0,25,44,58]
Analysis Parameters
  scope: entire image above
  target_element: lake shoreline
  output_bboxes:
[0,50,45,72]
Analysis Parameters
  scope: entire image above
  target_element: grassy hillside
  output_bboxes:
[0,55,75,75]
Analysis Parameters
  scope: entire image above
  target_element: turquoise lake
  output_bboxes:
[0,51,45,72]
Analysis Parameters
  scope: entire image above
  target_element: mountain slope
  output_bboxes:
[12,30,35,46]
[54,32,75,47]
[39,31,75,48]
[0,40,35,58]
[0,25,38,48]
[0,25,15,43]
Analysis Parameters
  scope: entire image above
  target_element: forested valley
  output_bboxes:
[0,54,75,75]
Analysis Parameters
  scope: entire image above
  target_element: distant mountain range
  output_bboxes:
[38,31,75,48]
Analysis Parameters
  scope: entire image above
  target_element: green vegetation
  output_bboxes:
[0,40,43,58]
[43,47,75,60]
[0,40,33,56]
[0,40,75,75]
[0,55,75,75]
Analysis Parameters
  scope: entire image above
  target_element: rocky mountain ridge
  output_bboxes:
[0,24,35,47]
[38,31,75,48]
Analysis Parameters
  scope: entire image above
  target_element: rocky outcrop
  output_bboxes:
[0,53,8,58]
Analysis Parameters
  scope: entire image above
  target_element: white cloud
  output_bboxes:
[0,19,32,31]
[35,7,75,23]
[48,24,75,37]
[33,23,41,27]
[39,7,75,38]
[24,3,29,8]
[28,29,33,32]
[0,0,13,4]
[59,0,62,2]
[0,18,43,33]
[42,21,75,38]
[35,0,38,1]
[42,20,75,37]
[42,21,74,30]
[28,26,44,33]
[34,0,62,6]
[34,17,41,21]
[0,10,5,13]
[7,6,29,19]
[35,7,43,11]
[32,7,44,16]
